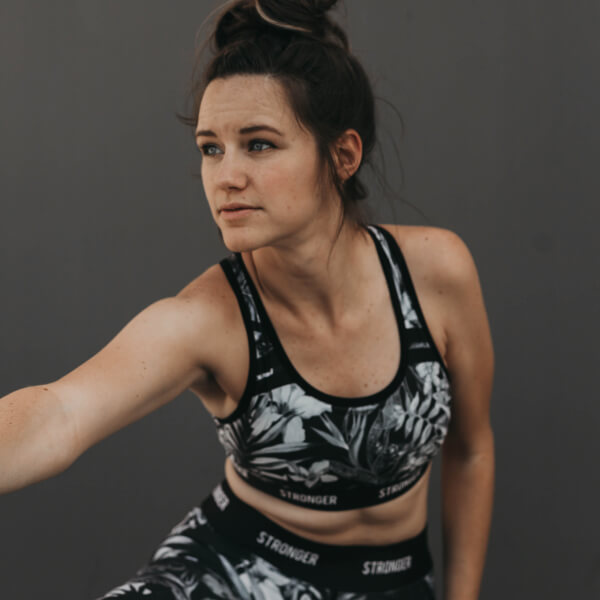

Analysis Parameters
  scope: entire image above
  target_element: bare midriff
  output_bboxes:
[224,456,431,546]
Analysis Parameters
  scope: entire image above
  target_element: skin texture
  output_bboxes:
[0,74,494,599]
[193,75,495,599]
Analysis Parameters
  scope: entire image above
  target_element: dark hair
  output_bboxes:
[178,0,379,232]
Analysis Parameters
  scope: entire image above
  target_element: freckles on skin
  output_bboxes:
[197,75,329,247]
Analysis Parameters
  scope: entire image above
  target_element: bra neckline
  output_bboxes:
[235,224,409,406]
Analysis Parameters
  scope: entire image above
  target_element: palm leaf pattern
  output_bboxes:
[100,561,201,599]
[216,383,336,485]
[369,227,420,330]
[216,360,450,492]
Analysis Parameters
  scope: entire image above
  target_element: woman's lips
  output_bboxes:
[219,206,260,220]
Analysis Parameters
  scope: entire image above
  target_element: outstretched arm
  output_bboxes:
[0,287,220,495]
[437,231,495,600]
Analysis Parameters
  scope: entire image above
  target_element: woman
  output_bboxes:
[0,1,494,598]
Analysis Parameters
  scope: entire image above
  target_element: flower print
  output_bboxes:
[250,403,282,437]
[234,267,260,324]
[283,415,306,443]
[287,459,338,487]
[201,571,241,600]
[102,562,200,600]
[433,386,451,406]
[399,290,420,329]
[381,394,407,432]
[244,555,324,599]
[415,361,449,397]
[271,383,332,419]
[247,384,330,441]
[216,385,320,487]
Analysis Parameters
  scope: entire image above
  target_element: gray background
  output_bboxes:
[1,1,598,598]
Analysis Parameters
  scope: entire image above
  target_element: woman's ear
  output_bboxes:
[332,129,363,182]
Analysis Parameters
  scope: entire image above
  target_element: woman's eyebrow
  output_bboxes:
[195,124,284,138]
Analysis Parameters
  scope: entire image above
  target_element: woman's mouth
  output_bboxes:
[219,205,260,220]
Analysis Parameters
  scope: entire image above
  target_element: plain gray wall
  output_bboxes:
[1,1,598,598]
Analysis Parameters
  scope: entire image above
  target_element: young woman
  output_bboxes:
[0,1,494,598]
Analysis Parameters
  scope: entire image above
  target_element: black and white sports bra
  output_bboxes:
[213,224,452,511]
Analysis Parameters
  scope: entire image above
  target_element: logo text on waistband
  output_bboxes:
[256,531,319,566]
[279,489,338,506]
[362,555,412,575]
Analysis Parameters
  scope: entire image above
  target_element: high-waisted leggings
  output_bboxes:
[96,478,436,599]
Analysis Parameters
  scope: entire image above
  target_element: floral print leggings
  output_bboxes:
[96,480,436,600]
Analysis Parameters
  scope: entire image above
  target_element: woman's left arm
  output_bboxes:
[436,230,495,600]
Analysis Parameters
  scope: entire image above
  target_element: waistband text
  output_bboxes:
[256,531,319,566]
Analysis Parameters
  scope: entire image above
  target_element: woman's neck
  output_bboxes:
[242,219,373,327]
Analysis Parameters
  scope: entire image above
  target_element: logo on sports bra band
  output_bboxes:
[212,484,230,511]
[279,489,338,506]
[256,530,319,566]
[378,469,422,500]
[362,555,412,575]
[256,368,274,381]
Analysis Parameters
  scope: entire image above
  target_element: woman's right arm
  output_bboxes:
[0,288,220,495]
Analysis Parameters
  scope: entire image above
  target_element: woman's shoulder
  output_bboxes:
[376,223,478,290]
[162,261,245,377]
[174,262,239,324]
[376,224,485,375]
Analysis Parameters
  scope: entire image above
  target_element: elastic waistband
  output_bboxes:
[200,478,433,592]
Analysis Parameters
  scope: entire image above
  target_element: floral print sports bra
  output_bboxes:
[213,224,452,510]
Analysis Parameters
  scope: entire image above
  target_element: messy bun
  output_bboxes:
[213,0,348,52]
[253,0,342,39]
[179,0,379,230]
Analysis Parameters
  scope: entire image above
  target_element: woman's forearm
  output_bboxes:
[0,385,74,495]
[441,432,495,600]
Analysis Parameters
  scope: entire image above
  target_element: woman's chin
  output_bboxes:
[218,227,266,254]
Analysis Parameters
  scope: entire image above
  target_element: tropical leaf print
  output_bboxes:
[217,384,334,486]
[101,581,150,598]
[201,570,242,600]
[102,562,201,600]
[151,535,202,562]
[286,459,338,487]
[400,290,420,329]
[368,226,420,329]
[254,330,273,360]
[312,412,349,449]
[168,507,207,537]
[217,360,450,491]
[234,267,259,324]
[196,552,325,600]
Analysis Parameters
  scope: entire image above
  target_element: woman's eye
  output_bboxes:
[200,144,221,156]
[249,139,274,152]
[199,140,274,156]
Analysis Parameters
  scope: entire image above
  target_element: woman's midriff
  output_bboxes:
[224,456,431,546]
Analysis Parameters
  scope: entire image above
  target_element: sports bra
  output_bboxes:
[213,224,452,511]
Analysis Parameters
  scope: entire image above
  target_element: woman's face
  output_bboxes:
[196,75,338,253]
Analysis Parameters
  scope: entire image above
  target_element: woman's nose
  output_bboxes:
[214,152,249,190]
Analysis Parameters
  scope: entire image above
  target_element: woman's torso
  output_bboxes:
[184,224,450,546]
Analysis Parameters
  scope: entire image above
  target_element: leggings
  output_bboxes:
[96,478,436,599]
